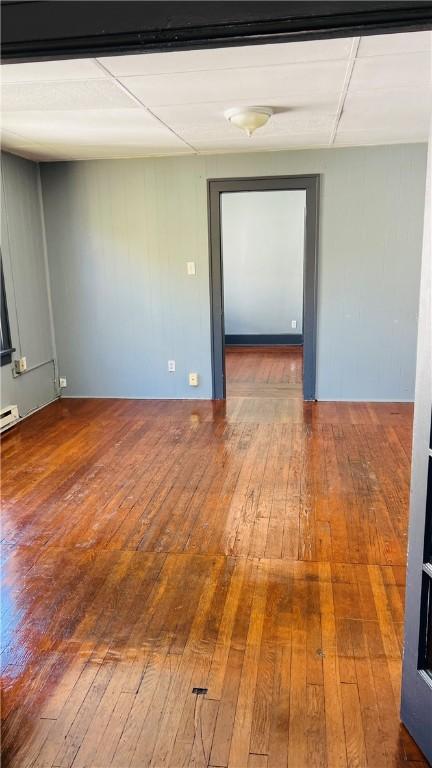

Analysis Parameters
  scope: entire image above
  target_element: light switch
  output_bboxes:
[187,262,196,276]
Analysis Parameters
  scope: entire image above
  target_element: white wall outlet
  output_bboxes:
[189,372,199,387]
[59,377,67,388]
[291,320,297,329]
[168,360,176,372]
[14,357,27,374]
[187,261,196,276]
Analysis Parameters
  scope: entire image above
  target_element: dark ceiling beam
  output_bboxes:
[2,1,432,63]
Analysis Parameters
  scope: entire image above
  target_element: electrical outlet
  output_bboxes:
[291,320,297,329]
[189,372,199,387]
[14,357,27,374]
[59,377,67,388]
[168,360,176,373]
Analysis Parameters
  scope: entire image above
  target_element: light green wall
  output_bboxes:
[41,143,427,401]
[1,152,57,418]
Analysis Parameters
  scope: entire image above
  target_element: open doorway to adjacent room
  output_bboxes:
[222,189,306,402]
[209,175,319,401]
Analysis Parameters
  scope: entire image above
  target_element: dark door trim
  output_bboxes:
[2,2,432,63]
[208,175,320,401]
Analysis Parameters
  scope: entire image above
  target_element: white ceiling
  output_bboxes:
[1,31,430,161]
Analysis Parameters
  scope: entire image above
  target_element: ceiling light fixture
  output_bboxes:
[224,106,273,137]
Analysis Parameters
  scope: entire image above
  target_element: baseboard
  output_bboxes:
[316,397,414,403]
[225,333,303,346]
[60,394,212,400]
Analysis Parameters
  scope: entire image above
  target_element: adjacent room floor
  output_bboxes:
[1,347,426,767]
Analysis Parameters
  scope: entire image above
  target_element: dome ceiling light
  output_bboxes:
[224,106,273,137]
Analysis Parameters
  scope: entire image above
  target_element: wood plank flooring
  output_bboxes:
[1,347,426,767]
[226,346,303,399]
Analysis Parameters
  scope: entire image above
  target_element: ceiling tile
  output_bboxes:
[99,38,352,76]
[50,144,192,160]
[358,30,431,57]
[152,103,336,146]
[1,109,187,148]
[1,31,429,161]
[1,79,138,111]
[119,60,347,107]
[338,88,431,135]
[334,128,427,146]
[1,58,104,82]
[0,145,45,161]
[349,51,430,91]
[1,142,192,162]
[0,131,40,152]
[152,98,337,137]
[192,133,330,152]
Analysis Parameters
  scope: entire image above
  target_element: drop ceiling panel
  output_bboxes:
[350,51,431,91]
[191,133,331,152]
[178,123,334,144]
[185,130,333,149]
[99,38,353,76]
[357,30,431,56]
[153,99,337,138]
[0,31,430,160]
[334,127,428,146]
[1,58,105,82]
[0,143,192,162]
[338,88,431,133]
[119,59,348,107]
[2,109,185,147]
[1,79,138,111]
[0,132,41,157]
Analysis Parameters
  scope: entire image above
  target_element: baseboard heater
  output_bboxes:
[1,405,19,432]
[225,333,304,346]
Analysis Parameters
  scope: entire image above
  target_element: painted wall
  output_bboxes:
[1,152,57,418]
[41,159,209,399]
[41,143,427,401]
[221,190,305,336]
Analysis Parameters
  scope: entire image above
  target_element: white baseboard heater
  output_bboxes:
[1,405,19,432]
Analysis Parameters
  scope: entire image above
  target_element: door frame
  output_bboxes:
[400,134,432,763]
[208,174,320,400]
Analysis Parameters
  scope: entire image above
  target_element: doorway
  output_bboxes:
[208,175,320,400]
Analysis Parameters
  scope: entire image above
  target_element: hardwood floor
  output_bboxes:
[1,347,426,767]
[226,346,303,399]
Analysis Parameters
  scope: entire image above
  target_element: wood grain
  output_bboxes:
[1,348,425,767]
